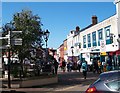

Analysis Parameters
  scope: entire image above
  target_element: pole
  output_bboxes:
[8,30,11,88]
[8,47,11,88]
[72,49,73,62]
[45,39,48,63]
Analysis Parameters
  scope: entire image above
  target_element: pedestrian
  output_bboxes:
[106,56,112,71]
[81,58,87,79]
[77,60,82,72]
[97,60,102,73]
[62,59,66,72]
[103,63,107,72]
[93,58,99,73]
[53,58,59,74]
[67,62,70,72]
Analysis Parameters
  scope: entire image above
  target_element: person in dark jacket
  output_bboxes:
[53,59,59,74]
[62,60,66,72]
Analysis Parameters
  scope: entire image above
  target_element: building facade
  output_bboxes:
[57,1,120,69]
[79,15,118,65]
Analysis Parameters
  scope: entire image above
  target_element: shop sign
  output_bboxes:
[100,52,107,55]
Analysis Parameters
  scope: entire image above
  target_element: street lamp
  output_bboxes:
[71,46,74,62]
[43,29,50,49]
[43,29,50,62]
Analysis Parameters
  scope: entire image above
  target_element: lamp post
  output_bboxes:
[43,29,50,49]
[71,46,74,62]
[43,29,50,62]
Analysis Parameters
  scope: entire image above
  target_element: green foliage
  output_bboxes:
[2,9,44,59]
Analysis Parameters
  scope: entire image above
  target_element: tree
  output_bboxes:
[2,9,46,77]
[2,9,44,59]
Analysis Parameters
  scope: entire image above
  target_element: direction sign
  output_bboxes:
[12,38,22,45]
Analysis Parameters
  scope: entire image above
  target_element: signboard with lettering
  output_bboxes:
[12,38,22,45]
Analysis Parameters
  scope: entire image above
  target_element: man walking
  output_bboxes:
[81,58,87,79]
[53,58,59,74]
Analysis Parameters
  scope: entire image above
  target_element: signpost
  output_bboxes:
[0,30,22,88]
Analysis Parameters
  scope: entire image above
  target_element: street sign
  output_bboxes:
[12,31,22,33]
[12,38,22,45]
[100,52,107,56]
[11,31,22,46]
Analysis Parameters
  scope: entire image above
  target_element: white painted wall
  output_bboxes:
[80,15,118,53]
[115,0,120,35]
[73,33,81,56]
[67,30,75,57]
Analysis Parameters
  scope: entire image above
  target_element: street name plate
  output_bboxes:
[14,38,22,45]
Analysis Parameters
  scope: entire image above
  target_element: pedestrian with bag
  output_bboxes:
[81,58,87,79]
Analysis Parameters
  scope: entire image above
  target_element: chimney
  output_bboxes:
[92,15,98,25]
[76,26,80,31]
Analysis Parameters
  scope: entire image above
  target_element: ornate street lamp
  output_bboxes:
[43,29,50,63]
[43,29,50,49]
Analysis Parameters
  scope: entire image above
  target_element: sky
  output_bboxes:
[2,2,116,49]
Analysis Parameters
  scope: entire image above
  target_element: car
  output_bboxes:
[85,70,120,93]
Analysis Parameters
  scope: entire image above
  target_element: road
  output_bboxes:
[1,71,100,93]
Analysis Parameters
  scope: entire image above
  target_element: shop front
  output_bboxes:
[109,50,120,70]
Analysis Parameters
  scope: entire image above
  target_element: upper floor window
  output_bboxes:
[83,35,86,48]
[87,33,91,47]
[98,29,103,46]
[105,25,111,44]
[92,31,97,46]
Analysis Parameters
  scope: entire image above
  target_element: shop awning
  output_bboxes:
[109,49,120,55]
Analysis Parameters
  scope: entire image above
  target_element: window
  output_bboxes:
[98,29,103,46]
[106,80,120,91]
[105,25,111,44]
[87,34,91,47]
[83,35,86,48]
[92,31,97,46]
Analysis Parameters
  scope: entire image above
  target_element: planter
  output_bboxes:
[1,75,58,88]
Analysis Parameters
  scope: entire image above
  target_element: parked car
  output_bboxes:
[85,70,120,93]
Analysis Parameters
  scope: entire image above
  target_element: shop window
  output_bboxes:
[83,35,86,48]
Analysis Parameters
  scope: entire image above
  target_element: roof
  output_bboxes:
[80,24,93,32]
[78,14,116,33]
[100,70,120,81]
